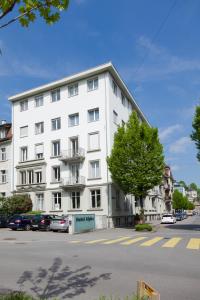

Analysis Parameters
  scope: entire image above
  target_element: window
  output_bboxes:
[35,122,44,135]
[20,100,28,111]
[71,191,80,209]
[68,113,79,127]
[35,95,43,107]
[20,171,26,185]
[68,83,78,97]
[35,144,44,159]
[121,92,125,105]
[35,170,42,183]
[27,170,34,184]
[88,132,100,151]
[52,166,60,182]
[0,170,6,184]
[89,160,100,178]
[0,148,6,161]
[51,89,60,102]
[87,77,98,91]
[91,189,101,208]
[20,126,28,138]
[0,129,6,139]
[36,193,44,211]
[116,191,120,210]
[51,117,61,131]
[52,140,60,157]
[113,110,118,124]
[88,108,99,122]
[112,80,117,95]
[52,192,61,210]
[20,147,28,162]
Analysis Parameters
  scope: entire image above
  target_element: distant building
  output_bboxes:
[173,182,186,197]
[162,166,174,212]
[186,190,197,203]
[0,120,12,197]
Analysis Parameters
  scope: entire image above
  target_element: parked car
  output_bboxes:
[50,215,69,232]
[175,212,184,221]
[8,214,34,231]
[161,214,176,224]
[0,214,9,228]
[32,214,58,231]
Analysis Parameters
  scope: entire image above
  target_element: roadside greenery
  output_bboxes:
[0,194,32,215]
[0,0,70,29]
[107,112,164,210]
[135,224,153,231]
[172,190,195,210]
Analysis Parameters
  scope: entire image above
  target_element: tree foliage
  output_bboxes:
[0,194,32,215]
[179,180,188,191]
[188,182,198,191]
[107,112,165,200]
[191,105,200,161]
[0,0,69,29]
[172,190,195,210]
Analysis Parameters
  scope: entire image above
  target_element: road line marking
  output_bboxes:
[186,238,200,250]
[85,239,108,244]
[120,237,147,245]
[162,237,182,248]
[140,237,163,246]
[102,237,131,245]
[69,240,81,244]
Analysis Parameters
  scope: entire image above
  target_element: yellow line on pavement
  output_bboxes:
[120,237,147,245]
[140,237,163,247]
[69,240,81,244]
[85,239,108,244]
[102,237,131,245]
[162,237,182,248]
[186,238,200,250]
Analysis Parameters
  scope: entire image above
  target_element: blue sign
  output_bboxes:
[74,214,95,233]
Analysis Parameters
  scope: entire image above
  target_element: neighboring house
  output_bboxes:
[9,62,165,228]
[0,121,12,197]
[173,181,186,197]
[162,166,174,212]
[186,190,197,203]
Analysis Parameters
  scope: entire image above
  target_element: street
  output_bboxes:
[0,216,199,300]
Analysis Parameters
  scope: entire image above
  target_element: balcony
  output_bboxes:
[60,176,86,189]
[59,148,85,163]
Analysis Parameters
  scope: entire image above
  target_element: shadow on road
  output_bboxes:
[17,257,111,299]
[165,224,200,231]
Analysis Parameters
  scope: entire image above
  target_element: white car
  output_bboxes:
[161,214,176,224]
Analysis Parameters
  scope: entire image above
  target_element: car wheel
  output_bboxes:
[12,228,17,231]
[25,224,31,231]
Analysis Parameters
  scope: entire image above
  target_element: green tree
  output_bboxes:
[172,190,184,210]
[179,180,188,191]
[0,194,32,215]
[191,105,200,161]
[187,201,195,210]
[188,182,198,191]
[107,111,165,208]
[0,0,69,29]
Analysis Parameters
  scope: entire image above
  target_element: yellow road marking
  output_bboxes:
[121,237,147,245]
[141,237,163,246]
[85,239,108,244]
[162,237,182,248]
[102,237,131,245]
[186,238,200,250]
[69,240,81,244]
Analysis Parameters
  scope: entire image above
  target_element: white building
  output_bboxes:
[186,190,197,203]
[0,121,12,197]
[9,62,164,227]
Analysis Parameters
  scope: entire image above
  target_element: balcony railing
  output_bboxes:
[60,176,86,189]
[59,148,85,163]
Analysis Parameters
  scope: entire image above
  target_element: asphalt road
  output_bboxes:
[0,216,199,300]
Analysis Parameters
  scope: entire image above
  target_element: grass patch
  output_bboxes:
[135,224,153,231]
[0,292,35,300]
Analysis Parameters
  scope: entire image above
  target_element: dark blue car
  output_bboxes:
[175,213,184,221]
[8,214,34,231]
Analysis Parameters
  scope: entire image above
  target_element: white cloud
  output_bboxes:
[170,164,180,171]
[169,136,192,153]
[159,124,182,142]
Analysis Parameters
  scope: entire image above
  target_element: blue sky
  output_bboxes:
[0,0,200,185]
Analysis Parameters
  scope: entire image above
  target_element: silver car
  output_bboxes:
[50,215,69,232]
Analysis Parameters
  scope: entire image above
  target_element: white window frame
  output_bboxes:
[52,140,60,157]
[20,126,28,138]
[89,160,100,179]
[20,100,28,112]
[52,192,62,210]
[112,80,117,95]
[87,77,98,92]
[51,89,60,102]
[68,83,78,97]
[35,193,44,211]
[20,146,28,162]
[0,129,6,139]
[52,166,60,182]
[88,132,100,151]
[0,148,6,161]
[90,189,101,208]
[113,110,118,125]
[35,95,43,107]
[35,122,44,135]
[35,143,44,160]
[35,169,42,184]
[20,170,26,185]
[51,117,61,131]
[0,170,7,184]
[71,191,80,209]
[68,113,79,127]
[27,169,34,184]
[88,108,99,122]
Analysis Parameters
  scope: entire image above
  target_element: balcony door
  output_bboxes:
[70,137,79,157]
[71,163,79,183]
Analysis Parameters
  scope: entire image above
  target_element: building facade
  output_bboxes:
[186,190,197,203]
[162,166,174,212]
[0,121,12,197]
[9,62,165,227]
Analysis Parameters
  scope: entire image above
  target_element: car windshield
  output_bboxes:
[163,214,173,217]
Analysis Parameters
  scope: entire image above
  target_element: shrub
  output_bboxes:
[0,292,34,300]
[0,194,32,215]
[135,224,153,231]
